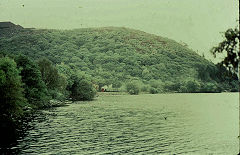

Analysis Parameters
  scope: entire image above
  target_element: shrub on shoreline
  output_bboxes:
[68,73,97,101]
[126,81,140,95]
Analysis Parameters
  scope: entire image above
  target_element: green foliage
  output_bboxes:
[15,55,49,108]
[164,81,181,92]
[68,73,96,101]
[0,27,238,92]
[56,62,74,87]
[126,81,140,95]
[211,28,239,74]
[0,57,27,118]
[56,73,68,97]
[149,87,158,94]
[149,80,164,93]
[185,80,201,93]
[179,80,200,93]
[141,84,150,92]
[57,63,96,101]
[37,58,68,100]
[112,80,122,88]
[200,82,220,93]
[37,58,60,90]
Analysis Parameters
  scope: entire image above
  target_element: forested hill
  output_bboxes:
[0,25,237,92]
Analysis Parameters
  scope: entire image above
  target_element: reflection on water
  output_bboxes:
[3,93,239,154]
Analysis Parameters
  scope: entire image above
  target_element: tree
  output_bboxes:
[211,27,240,155]
[185,80,200,93]
[149,87,158,94]
[57,63,97,100]
[149,79,164,94]
[15,55,49,108]
[211,28,239,74]
[126,81,140,95]
[179,80,200,93]
[37,58,66,99]
[68,73,96,101]
[0,57,27,119]
[200,82,220,93]
[37,58,60,90]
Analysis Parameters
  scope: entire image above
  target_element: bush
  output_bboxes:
[200,82,221,93]
[149,80,164,93]
[179,85,188,93]
[126,81,140,95]
[229,80,239,92]
[141,84,150,92]
[149,87,158,94]
[164,81,181,92]
[68,73,96,101]
[37,58,60,91]
[149,80,162,88]
[47,89,66,101]
[180,80,200,93]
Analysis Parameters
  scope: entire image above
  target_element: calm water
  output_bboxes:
[9,93,240,154]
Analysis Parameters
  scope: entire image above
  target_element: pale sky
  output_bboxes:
[0,0,239,61]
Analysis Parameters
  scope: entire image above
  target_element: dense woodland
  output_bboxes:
[0,55,97,144]
[0,24,239,138]
[0,26,238,95]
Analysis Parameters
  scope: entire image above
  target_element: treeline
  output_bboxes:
[124,75,238,95]
[0,54,96,142]
[0,27,238,95]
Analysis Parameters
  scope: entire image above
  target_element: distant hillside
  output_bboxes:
[0,22,24,38]
[0,25,237,92]
[0,22,23,29]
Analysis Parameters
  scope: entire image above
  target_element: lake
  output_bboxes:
[7,93,240,154]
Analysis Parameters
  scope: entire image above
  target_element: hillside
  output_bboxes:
[0,25,237,92]
[0,22,24,38]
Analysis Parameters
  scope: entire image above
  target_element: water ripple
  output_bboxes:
[11,93,239,154]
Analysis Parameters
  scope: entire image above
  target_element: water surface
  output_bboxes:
[13,93,239,154]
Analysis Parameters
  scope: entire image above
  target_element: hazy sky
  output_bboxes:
[0,0,239,61]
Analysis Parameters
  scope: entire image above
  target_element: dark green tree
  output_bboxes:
[37,58,67,100]
[37,58,60,90]
[0,57,27,119]
[68,73,96,101]
[211,28,239,74]
[15,55,49,108]
[200,82,220,93]
[149,87,158,94]
[179,80,200,93]
[126,81,140,95]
